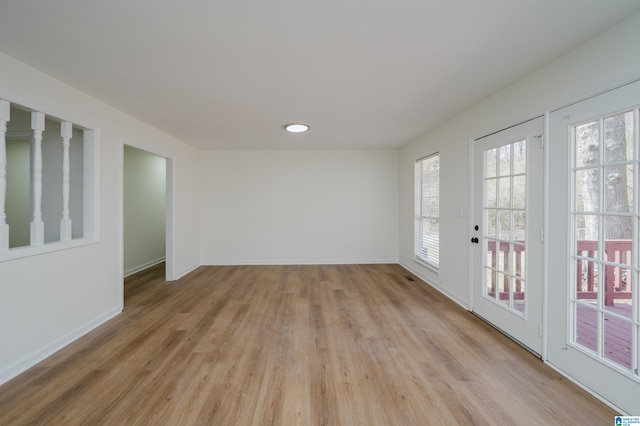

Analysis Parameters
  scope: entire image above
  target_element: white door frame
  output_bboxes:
[469,116,545,355]
[547,80,640,414]
[119,141,176,309]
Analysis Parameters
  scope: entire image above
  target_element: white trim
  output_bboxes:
[472,115,545,143]
[203,258,399,266]
[0,306,121,386]
[468,117,545,355]
[174,263,200,280]
[546,81,640,413]
[124,256,166,278]
[0,127,102,259]
[165,158,175,281]
[472,312,540,358]
[120,142,174,282]
[400,260,469,310]
[118,139,125,311]
[0,104,101,259]
[412,256,439,273]
[0,237,99,263]
[547,75,640,116]
[542,111,550,361]
[414,153,441,269]
[544,360,629,415]
[468,137,475,311]
[83,128,100,240]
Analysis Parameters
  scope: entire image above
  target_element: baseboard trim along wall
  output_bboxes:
[201,258,399,266]
[0,307,122,386]
[124,257,166,278]
[399,261,469,310]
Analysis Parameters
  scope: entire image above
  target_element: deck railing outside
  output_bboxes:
[487,239,632,306]
[575,239,632,306]
[486,240,525,301]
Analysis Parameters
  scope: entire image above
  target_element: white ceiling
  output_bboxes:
[1,1,639,150]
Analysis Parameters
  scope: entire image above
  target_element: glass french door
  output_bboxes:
[548,80,640,414]
[472,117,544,355]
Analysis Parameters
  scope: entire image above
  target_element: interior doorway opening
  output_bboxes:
[123,145,172,305]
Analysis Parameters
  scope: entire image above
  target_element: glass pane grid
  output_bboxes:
[574,160,636,171]
[484,261,523,279]
[604,313,632,369]
[482,139,526,315]
[574,301,598,354]
[570,108,639,373]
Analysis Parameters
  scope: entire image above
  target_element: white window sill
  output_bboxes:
[0,238,100,263]
[413,256,439,273]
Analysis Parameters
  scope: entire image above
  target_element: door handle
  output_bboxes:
[471,237,479,244]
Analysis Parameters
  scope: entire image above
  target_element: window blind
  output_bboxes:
[415,154,439,268]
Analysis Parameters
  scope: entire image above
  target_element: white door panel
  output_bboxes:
[548,80,640,413]
[472,117,544,355]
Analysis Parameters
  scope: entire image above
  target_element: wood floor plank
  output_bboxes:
[0,263,619,425]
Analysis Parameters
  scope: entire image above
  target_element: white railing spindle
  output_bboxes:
[30,111,44,246]
[60,121,72,241]
[0,100,9,251]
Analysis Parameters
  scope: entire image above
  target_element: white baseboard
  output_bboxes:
[399,260,469,310]
[543,361,628,415]
[0,307,121,386]
[124,257,165,278]
[173,263,200,280]
[201,258,399,266]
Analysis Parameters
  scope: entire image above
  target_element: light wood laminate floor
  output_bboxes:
[0,264,618,425]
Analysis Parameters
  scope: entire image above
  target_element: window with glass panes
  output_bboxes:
[571,108,639,373]
[415,154,439,268]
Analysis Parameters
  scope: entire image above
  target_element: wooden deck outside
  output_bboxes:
[576,302,634,369]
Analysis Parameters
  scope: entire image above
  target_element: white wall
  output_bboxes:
[123,145,166,276]
[200,150,399,265]
[0,51,201,384]
[399,12,640,307]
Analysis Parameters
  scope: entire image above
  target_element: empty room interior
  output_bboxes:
[1,1,640,423]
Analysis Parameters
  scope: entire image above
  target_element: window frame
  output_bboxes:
[414,153,440,270]
[0,99,100,263]
[568,108,639,373]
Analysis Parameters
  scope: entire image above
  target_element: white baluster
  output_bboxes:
[30,111,44,246]
[60,122,72,241]
[0,100,9,251]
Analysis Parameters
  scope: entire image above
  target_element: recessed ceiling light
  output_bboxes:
[285,123,309,133]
